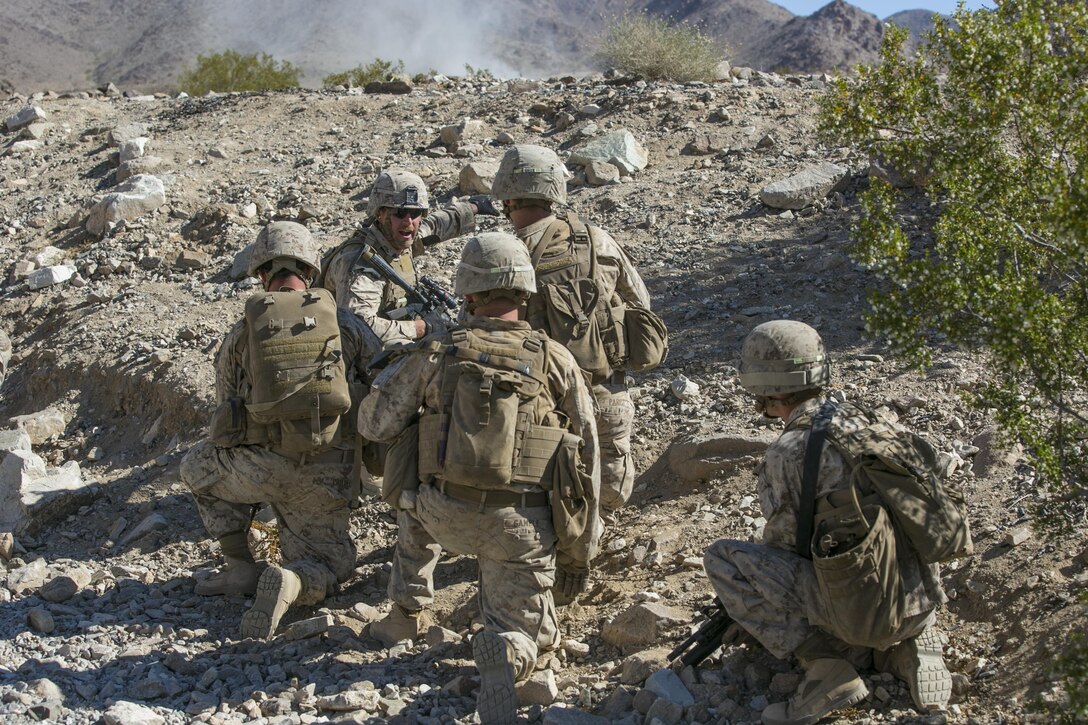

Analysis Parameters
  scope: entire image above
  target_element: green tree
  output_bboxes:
[322,58,406,88]
[819,1,1088,512]
[597,13,725,83]
[180,50,300,95]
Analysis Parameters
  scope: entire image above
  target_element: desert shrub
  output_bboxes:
[596,13,724,82]
[179,50,300,95]
[463,64,496,81]
[818,1,1088,519]
[323,58,406,88]
[1037,626,1088,722]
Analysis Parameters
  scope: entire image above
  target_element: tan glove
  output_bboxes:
[553,566,588,606]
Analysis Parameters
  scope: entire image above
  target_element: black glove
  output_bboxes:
[468,195,500,216]
[553,566,588,606]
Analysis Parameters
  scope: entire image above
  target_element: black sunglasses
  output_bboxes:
[392,208,424,220]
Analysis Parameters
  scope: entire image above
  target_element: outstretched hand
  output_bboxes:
[468,195,500,216]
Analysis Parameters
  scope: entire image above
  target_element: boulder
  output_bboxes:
[10,407,68,444]
[118,137,149,163]
[5,106,48,132]
[103,701,165,725]
[0,450,86,534]
[108,123,150,146]
[569,129,648,176]
[759,162,849,210]
[601,602,687,652]
[667,433,775,482]
[516,669,558,706]
[458,160,501,195]
[440,118,486,145]
[584,160,620,186]
[27,265,76,290]
[86,174,167,237]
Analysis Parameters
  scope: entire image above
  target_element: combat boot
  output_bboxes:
[194,532,259,596]
[239,566,301,640]
[886,624,952,712]
[473,630,517,725]
[761,658,869,725]
[370,604,433,647]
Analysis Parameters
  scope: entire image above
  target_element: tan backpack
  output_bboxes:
[795,401,972,647]
[526,212,627,384]
[417,328,567,488]
[244,288,352,455]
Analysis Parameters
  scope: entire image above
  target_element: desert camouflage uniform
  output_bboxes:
[181,308,382,606]
[703,397,946,659]
[358,316,600,679]
[516,215,649,513]
[323,203,476,346]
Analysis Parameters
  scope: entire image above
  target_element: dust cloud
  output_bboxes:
[203,0,526,83]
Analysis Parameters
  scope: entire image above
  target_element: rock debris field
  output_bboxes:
[0,71,1085,724]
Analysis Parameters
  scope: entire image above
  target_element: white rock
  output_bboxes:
[86,174,167,237]
[103,701,165,725]
[5,106,48,132]
[0,450,84,533]
[759,162,849,210]
[118,137,149,163]
[568,129,649,176]
[458,160,501,194]
[27,264,75,290]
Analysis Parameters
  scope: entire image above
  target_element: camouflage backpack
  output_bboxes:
[526,212,627,384]
[417,327,568,488]
[796,400,974,565]
[244,288,352,455]
[794,400,973,646]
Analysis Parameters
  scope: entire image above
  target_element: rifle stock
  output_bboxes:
[669,597,733,668]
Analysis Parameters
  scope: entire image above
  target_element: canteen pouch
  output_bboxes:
[209,397,248,448]
[623,304,668,372]
[811,489,907,649]
[382,422,420,511]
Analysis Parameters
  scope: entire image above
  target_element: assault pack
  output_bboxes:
[417,327,568,487]
[244,288,352,455]
[796,400,974,564]
[795,400,973,646]
[527,212,667,384]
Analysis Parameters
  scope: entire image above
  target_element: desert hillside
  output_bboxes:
[0,0,947,94]
[0,67,1082,724]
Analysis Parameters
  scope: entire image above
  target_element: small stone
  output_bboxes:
[516,670,559,706]
[286,613,334,640]
[28,606,55,633]
[1006,528,1031,546]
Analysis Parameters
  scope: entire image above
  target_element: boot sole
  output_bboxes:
[240,567,297,640]
[907,629,952,711]
[473,631,516,725]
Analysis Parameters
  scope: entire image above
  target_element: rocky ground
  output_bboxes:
[0,71,1085,725]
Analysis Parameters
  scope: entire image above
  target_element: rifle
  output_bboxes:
[355,244,459,323]
[668,597,733,669]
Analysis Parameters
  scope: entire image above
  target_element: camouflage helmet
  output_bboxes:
[366,169,430,217]
[247,221,322,278]
[738,320,830,396]
[490,144,568,205]
[455,232,537,296]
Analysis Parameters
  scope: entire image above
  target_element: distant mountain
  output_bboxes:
[751,0,884,73]
[0,0,947,94]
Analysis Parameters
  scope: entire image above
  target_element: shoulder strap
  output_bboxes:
[532,212,593,275]
[797,400,838,559]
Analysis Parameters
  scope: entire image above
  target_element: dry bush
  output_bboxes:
[597,14,725,83]
[179,50,300,95]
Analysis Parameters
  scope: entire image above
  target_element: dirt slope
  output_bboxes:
[0,70,1084,724]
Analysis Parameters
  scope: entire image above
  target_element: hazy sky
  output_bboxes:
[773,0,994,17]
